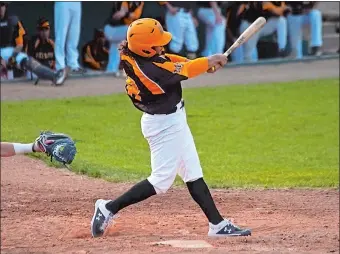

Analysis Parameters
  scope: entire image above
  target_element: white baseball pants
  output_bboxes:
[54,2,81,70]
[141,101,203,194]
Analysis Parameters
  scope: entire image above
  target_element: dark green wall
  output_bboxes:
[7,2,206,54]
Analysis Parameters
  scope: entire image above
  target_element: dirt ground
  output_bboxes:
[1,59,339,253]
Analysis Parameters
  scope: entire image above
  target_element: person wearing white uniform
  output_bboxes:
[91,18,251,238]
[286,1,323,59]
[54,2,84,74]
[197,1,226,56]
[240,2,290,63]
[163,1,199,59]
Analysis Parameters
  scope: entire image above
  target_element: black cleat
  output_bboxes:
[91,199,115,238]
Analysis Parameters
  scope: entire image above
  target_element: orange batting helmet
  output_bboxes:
[127,18,172,58]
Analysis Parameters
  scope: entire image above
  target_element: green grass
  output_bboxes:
[1,78,339,188]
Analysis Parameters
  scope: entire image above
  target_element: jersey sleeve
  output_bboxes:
[164,53,189,63]
[151,57,208,88]
[13,21,26,47]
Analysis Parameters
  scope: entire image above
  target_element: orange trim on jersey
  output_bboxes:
[121,55,165,95]
[165,53,188,63]
[152,57,208,79]
[15,21,26,46]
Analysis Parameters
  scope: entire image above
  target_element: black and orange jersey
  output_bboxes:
[82,41,109,70]
[28,35,55,69]
[121,51,208,114]
[0,15,26,48]
[106,1,144,26]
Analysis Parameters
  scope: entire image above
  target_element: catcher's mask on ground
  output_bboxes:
[127,18,172,58]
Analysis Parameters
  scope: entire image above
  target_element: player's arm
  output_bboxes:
[83,45,101,70]
[1,142,41,157]
[151,55,227,87]
[13,20,26,51]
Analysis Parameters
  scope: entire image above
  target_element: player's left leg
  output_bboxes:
[177,110,251,237]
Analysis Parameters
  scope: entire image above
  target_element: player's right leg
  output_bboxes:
[91,112,182,237]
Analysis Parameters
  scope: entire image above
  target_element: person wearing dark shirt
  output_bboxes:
[29,18,55,70]
[286,1,323,58]
[225,2,247,63]
[90,17,251,239]
[197,2,226,56]
[82,29,109,71]
[161,1,199,59]
[104,1,144,76]
[240,1,290,62]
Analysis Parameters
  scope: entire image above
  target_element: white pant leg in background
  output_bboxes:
[104,24,128,73]
[183,12,199,53]
[66,2,81,69]
[287,14,304,59]
[1,47,28,80]
[303,9,323,48]
[276,16,288,50]
[198,8,226,56]
[54,2,70,70]
[240,20,260,62]
[142,103,203,194]
[0,47,27,64]
[165,10,185,53]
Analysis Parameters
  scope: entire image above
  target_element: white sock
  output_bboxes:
[13,143,34,154]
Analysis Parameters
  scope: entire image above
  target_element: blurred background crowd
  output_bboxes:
[1,1,339,80]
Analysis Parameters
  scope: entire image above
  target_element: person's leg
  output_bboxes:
[197,8,214,56]
[276,16,288,51]
[165,10,184,54]
[183,12,199,58]
[231,46,244,63]
[104,24,128,73]
[287,14,303,59]
[304,9,323,55]
[66,2,81,70]
[91,112,182,237]
[54,2,70,70]
[240,20,259,62]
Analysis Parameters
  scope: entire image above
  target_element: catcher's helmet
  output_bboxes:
[127,18,172,58]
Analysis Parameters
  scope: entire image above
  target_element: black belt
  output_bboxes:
[149,100,185,115]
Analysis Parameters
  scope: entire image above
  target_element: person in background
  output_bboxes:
[54,2,84,77]
[161,1,199,59]
[0,1,27,79]
[197,2,226,57]
[240,2,290,63]
[225,2,247,63]
[104,1,144,76]
[28,17,55,70]
[286,1,323,58]
[82,29,109,71]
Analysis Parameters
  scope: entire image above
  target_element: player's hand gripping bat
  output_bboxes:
[209,17,267,72]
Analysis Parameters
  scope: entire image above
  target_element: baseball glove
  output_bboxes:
[35,131,77,165]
